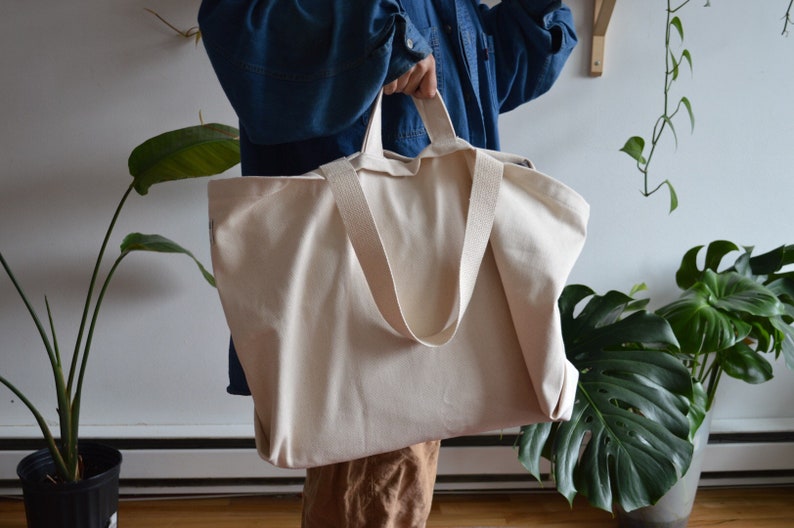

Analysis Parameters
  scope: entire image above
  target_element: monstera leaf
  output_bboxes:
[659,269,782,356]
[517,285,694,513]
[659,242,794,404]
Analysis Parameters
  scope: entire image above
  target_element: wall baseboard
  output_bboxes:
[1,431,792,496]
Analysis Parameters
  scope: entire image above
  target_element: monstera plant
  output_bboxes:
[517,241,794,515]
[517,284,697,513]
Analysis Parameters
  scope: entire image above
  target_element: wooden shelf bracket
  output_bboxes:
[591,0,616,76]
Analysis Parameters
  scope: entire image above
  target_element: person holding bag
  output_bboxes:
[198,1,578,526]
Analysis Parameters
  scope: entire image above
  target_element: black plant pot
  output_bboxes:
[17,442,122,528]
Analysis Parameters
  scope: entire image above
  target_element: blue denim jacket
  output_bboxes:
[198,0,577,394]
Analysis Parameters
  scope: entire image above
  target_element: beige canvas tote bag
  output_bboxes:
[208,92,589,469]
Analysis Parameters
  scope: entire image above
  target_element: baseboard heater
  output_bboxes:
[1,432,793,496]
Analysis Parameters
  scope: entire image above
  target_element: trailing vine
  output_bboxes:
[620,1,792,213]
[620,0,695,213]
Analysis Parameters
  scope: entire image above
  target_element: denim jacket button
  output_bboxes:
[406,38,414,49]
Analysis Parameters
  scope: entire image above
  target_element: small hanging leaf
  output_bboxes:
[670,16,684,41]
[680,97,695,132]
[664,116,679,149]
[620,136,647,165]
[121,233,216,287]
[681,49,694,74]
[665,180,679,213]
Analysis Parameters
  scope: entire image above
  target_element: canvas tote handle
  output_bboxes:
[320,93,503,347]
[360,90,458,155]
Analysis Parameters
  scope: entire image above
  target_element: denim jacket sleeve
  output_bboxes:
[478,0,577,112]
[198,0,432,145]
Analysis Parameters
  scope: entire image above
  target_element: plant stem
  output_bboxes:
[784,0,794,35]
[67,184,134,395]
[70,252,129,452]
[0,375,69,478]
[57,182,134,477]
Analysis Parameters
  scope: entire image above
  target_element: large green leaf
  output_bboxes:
[660,270,784,355]
[129,123,240,195]
[121,233,215,287]
[518,287,692,513]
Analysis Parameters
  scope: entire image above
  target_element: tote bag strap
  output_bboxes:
[361,90,458,156]
[321,94,503,347]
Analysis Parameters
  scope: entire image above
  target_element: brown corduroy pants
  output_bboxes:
[301,441,441,528]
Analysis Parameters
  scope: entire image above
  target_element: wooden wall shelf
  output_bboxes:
[591,0,616,76]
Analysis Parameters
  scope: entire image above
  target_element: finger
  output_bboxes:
[383,79,397,95]
[408,56,437,98]
[414,65,437,98]
[400,68,424,95]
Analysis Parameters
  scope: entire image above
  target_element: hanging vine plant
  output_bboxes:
[620,1,791,213]
[620,0,695,213]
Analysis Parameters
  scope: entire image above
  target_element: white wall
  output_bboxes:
[1,0,792,451]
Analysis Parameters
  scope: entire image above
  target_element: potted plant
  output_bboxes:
[619,240,794,527]
[0,123,239,528]
[517,241,794,527]
[517,284,698,514]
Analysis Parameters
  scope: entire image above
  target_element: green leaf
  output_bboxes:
[516,421,552,481]
[748,244,794,276]
[519,287,692,513]
[555,348,691,512]
[769,315,794,369]
[680,96,695,132]
[717,341,774,384]
[120,233,216,287]
[670,51,680,81]
[665,116,679,149]
[129,123,240,195]
[766,277,794,314]
[681,49,694,75]
[659,270,783,356]
[670,16,684,42]
[620,136,647,165]
[665,180,679,213]
[688,381,708,437]
[703,240,740,272]
[676,245,706,289]
[676,241,740,287]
